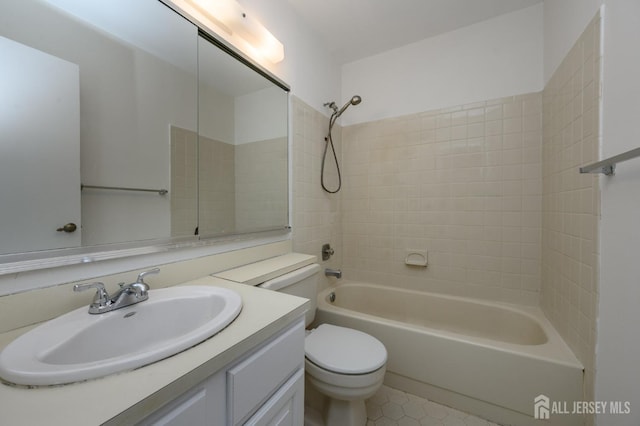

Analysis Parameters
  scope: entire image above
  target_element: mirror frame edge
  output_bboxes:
[0,226,292,276]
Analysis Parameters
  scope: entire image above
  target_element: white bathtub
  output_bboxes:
[314,282,584,426]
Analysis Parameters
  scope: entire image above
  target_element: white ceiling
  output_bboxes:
[286,0,543,64]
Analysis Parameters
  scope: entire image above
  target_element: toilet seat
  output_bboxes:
[305,324,387,375]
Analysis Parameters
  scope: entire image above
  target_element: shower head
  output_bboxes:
[335,95,362,118]
[322,95,361,194]
[324,95,362,118]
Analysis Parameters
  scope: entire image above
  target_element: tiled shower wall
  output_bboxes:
[235,137,288,232]
[541,11,601,405]
[291,96,342,290]
[341,93,543,305]
[290,11,600,412]
[172,130,287,236]
[199,134,236,235]
[170,126,198,237]
[171,126,236,237]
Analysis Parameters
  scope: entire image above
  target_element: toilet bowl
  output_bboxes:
[215,256,387,426]
[305,323,386,426]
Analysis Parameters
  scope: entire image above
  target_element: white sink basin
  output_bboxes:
[0,285,242,386]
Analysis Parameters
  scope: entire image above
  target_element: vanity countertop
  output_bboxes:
[0,276,309,426]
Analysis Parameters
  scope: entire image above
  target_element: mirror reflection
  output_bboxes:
[0,0,289,261]
[195,35,289,237]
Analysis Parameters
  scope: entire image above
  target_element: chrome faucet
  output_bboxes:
[74,268,160,314]
[325,268,342,279]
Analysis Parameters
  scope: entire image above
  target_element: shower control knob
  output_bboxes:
[322,243,335,261]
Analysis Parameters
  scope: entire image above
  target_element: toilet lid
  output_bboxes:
[305,324,387,374]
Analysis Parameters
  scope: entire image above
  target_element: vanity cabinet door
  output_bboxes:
[137,370,226,426]
[142,387,208,426]
[136,318,305,426]
[226,321,305,425]
[243,368,304,426]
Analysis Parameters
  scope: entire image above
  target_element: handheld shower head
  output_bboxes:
[335,94,362,117]
[324,96,362,117]
[321,95,363,194]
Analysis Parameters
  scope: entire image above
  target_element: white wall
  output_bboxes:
[543,0,603,84]
[340,4,544,126]
[237,0,341,114]
[235,87,288,144]
[545,1,640,423]
[596,1,640,424]
[199,83,235,144]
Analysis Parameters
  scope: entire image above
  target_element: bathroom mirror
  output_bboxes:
[0,0,289,264]
[196,33,289,237]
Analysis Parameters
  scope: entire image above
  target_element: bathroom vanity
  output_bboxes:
[0,277,309,425]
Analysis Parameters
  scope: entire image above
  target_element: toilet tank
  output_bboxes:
[259,263,321,326]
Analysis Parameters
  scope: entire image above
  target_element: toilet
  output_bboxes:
[217,259,387,426]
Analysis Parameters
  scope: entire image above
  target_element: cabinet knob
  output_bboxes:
[56,223,77,233]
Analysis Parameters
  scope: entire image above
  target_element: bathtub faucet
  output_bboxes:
[325,268,342,279]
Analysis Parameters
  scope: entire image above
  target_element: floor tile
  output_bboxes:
[366,385,501,426]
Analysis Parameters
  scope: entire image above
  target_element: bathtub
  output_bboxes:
[314,282,584,426]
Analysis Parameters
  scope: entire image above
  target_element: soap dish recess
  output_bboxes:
[405,250,428,267]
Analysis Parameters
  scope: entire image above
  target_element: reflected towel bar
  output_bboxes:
[81,184,168,195]
[579,147,640,175]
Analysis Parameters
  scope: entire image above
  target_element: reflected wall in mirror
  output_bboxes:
[0,0,289,264]
[1,0,198,254]
[0,34,81,255]
[195,34,289,237]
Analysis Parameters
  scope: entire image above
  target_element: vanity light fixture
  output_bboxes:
[185,0,284,63]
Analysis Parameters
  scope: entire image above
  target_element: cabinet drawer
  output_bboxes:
[227,320,304,425]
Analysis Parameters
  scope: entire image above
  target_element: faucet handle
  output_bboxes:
[136,268,160,284]
[73,282,109,305]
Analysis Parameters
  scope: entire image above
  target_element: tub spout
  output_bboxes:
[325,268,342,279]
